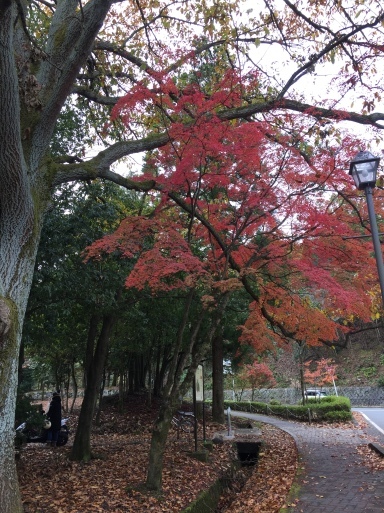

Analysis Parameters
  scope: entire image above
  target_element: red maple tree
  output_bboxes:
[85,58,384,491]
[304,358,338,388]
[238,362,277,401]
[103,67,381,335]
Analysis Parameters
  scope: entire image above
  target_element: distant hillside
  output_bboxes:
[265,323,384,388]
[334,324,384,386]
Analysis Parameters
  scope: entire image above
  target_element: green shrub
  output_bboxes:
[224,395,351,423]
[361,366,377,378]
[14,393,44,429]
[377,376,384,387]
[14,397,45,453]
[24,406,46,431]
[323,411,352,422]
[319,396,334,403]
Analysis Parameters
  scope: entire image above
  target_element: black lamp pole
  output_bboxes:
[364,185,384,306]
[349,151,384,306]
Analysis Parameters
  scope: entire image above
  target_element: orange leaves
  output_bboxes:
[238,301,281,352]
[239,362,277,389]
[304,358,338,387]
[242,283,340,347]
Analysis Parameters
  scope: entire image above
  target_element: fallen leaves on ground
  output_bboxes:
[352,411,384,472]
[217,426,298,513]
[17,397,297,513]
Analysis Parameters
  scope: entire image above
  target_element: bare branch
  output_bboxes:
[52,133,170,187]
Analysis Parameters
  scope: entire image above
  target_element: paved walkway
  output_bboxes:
[231,411,384,513]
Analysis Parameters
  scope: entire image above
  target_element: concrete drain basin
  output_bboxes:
[236,441,262,466]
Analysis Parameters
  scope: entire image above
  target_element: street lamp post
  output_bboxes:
[349,150,384,306]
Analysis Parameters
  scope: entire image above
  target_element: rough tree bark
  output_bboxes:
[0,3,116,508]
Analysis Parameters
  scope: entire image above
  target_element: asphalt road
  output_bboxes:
[353,407,384,436]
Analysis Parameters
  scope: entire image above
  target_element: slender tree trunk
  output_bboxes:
[300,362,306,403]
[155,347,170,396]
[128,357,134,393]
[153,343,161,395]
[69,313,116,461]
[118,371,124,413]
[136,355,144,391]
[95,369,106,425]
[83,314,100,389]
[146,291,196,491]
[145,291,230,491]
[298,343,306,403]
[147,357,152,407]
[70,359,78,414]
[64,368,70,413]
[212,333,225,423]
[146,400,174,490]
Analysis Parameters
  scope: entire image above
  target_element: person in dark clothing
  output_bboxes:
[46,392,62,447]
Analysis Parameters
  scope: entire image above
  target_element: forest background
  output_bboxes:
[2,1,384,512]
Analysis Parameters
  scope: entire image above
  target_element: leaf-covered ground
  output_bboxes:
[18,399,384,513]
[353,412,384,473]
[217,425,298,513]
[17,396,298,513]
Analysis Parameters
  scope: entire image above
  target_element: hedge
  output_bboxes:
[223,395,352,423]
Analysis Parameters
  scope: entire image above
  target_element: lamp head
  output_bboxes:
[349,150,380,190]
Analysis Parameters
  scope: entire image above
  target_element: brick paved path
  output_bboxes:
[231,411,384,513]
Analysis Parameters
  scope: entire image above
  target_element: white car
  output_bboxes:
[305,389,327,399]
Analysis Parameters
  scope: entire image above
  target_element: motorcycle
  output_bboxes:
[16,417,70,447]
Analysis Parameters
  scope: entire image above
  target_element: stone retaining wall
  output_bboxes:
[27,387,119,401]
[221,386,384,407]
[29,386,384,407]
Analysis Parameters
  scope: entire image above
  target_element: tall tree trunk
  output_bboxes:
[147,356,153,407]
[0,312,26,513]
[70,359,78,414]
[146,291,196,491]
[95,369,106,425]
[83,314,100,389]
[297,342,306,403]
[154,346,170,397]
[69,313,116,461]
[146,400,174,490]
[0,3,40,509]
[128,356,134,393]
[211,333,225,423]
[146,290,229,492]
[118,371,124,413]
[0,2,124,510]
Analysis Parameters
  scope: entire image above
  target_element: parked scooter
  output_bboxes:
[16,417,70,446]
